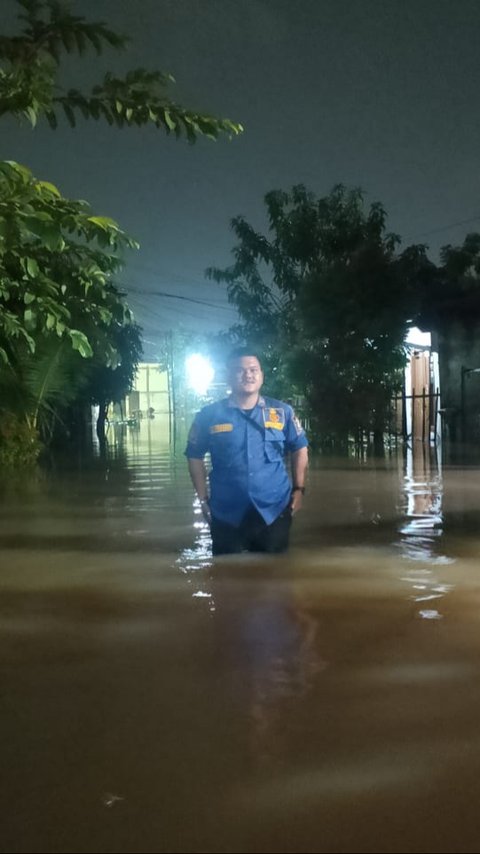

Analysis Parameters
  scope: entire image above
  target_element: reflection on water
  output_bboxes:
[176,497,212,574]
[209,561,326,771]
[396,443,455,624]
[3,422,480,852]
[397,443,445,563]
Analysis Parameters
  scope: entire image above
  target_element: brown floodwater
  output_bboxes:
[1,417,480,853]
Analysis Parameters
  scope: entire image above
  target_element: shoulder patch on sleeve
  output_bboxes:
[292,411,304,436]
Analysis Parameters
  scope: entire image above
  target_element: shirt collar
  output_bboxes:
[225,395,266,409]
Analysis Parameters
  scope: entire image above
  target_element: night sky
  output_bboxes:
[3,0,480,359]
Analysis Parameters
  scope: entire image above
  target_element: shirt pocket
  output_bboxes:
[209,430,235,465]
[264,431,285,462]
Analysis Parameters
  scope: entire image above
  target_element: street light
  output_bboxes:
[460,365,480,442]
[185,354,214,396]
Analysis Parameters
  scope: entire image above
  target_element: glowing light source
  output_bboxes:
[185,354,214,395]
[406,326,431,347]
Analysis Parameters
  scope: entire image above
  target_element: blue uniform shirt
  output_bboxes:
[185,395,308,526]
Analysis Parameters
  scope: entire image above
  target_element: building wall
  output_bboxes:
[437,324,480,441]
[404,343,440,444]
[127,364,170,416]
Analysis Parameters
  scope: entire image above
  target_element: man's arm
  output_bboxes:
[290,445,308,514]
[187,457,211,523]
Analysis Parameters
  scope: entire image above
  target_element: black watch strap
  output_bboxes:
[292,486,305,495]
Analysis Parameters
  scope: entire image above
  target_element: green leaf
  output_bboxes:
[69,329,93,358]
[25,257,39,277]
[89,100,101,119]
[23,217,63,250]
[99,103,114,125]
[61,27,76,53]
[45,110,58,129]
[23,329,36,352]
[74,29,87,55]
[35,180,61,197]
[2,161,32,182]
[98,307,113,324]
[163,109,176,131]
[63,103,76,127]
[87,215,119,230]
[25,106,38,127]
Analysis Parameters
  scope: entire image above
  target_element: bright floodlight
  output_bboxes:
[406,326,431,347]
[185,354,214,395]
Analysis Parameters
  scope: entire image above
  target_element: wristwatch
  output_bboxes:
[292,486,305,495]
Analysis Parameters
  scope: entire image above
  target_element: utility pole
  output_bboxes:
[460,366,480,443]
[166,330,176,446]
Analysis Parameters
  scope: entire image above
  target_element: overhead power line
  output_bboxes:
[405,214,480,242]
[122,284,236,312]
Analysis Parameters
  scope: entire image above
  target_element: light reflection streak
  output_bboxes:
[397,444,454,619]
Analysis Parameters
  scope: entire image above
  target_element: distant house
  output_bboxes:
[127,363,170,417]
[403,328,441,444]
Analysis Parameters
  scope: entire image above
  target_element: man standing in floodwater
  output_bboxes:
[185,349,309,556]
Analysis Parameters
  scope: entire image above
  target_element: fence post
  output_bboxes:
[411,387,415,442]
[422,388,426,443]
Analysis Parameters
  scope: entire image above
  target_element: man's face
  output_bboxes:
[229,356,264,396]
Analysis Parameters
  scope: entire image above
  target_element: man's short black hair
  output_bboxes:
[226,347,262,367]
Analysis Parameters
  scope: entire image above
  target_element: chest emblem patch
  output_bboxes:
[262,407,285,430]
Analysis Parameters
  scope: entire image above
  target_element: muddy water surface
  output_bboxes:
[1,421,480,853]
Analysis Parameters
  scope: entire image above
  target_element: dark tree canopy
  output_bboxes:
[208,185,427,446]
[0,0,243,141]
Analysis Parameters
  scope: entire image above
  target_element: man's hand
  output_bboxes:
[200,498,212,525]
[290,488,304,515]
[291,447,308,514]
